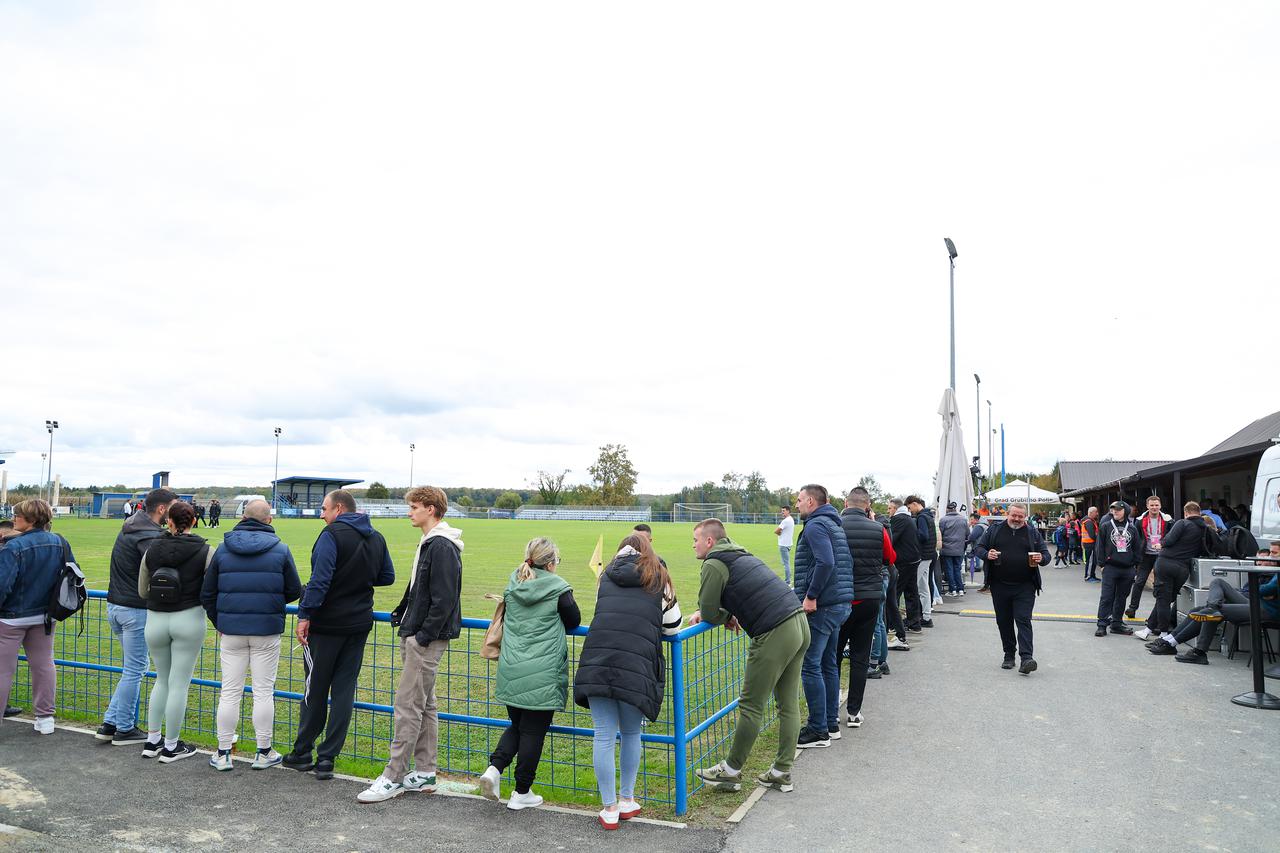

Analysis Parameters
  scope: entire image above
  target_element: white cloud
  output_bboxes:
[2,1,1277,497]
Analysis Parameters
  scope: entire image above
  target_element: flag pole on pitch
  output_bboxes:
[589,534,604,579]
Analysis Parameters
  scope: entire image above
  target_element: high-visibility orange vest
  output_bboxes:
[1081,518,1098,544]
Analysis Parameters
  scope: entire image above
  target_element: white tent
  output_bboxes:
[983,479,1060,505]
[933,388,975,514]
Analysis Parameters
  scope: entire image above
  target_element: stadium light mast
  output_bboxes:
[409,443,415,488]
[945,238,958,391]
[45,420,58,503]
[40,453,47,498]
[973,374,981,476]
[987,400,993,493]
[272,427,282,510]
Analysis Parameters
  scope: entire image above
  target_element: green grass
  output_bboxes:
[17,516,791,822]
[55,516,789,621]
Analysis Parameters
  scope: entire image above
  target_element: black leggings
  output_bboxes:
[884,565,907,640]
[837,598,881,715]
[490,706,554,794]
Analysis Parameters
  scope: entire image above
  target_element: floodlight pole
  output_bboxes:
[45,420,58,504]
[987,401,993,493]
[974,375,981,475]
[272,427,282,510]
[40,453,47,499]
[945,238,958,391]
[409,443,415,489]
[1001,423,1006,488]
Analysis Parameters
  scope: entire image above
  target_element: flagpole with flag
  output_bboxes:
[588,534,604,579]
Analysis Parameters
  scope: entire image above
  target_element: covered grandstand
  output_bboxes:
[514,505,652,522]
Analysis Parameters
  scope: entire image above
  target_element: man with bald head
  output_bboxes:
[201,498,303,770]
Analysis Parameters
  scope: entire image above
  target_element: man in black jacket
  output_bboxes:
[1094,501,1142,637]
[96,487,177,746]
[975,504,1050,674]
[1145,502,1212,654]
[838,487,890,727]
[910,498,939,627]
[889,499,923,632]
[358,486,462,803]
[284,489,395,779]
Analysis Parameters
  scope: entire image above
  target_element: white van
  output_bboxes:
[232,494,268,518]
[1249,443,1280,544]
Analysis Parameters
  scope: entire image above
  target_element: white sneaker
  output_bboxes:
[33,717,54,735]
[252,749,283,770]
[847,712,864,728]
[888,638,910,650]
[479,765,501,801]
[208,752,234,771]
[598,808,620,830]
[506,789,543,810]
[402,771,437,793]
[357,775,404,803]
[617,799,642,820]
[959,590,966,596]
[1134,627,1153,641]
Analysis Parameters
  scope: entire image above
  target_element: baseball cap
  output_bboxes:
[946,501,958,510]
[1108,500,1127,510]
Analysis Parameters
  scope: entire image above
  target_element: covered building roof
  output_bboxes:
[272,476,363,489]
[1203,410,1280,455]
[1058,461,1173,493]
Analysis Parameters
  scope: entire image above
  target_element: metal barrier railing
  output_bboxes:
[11,590,765,815]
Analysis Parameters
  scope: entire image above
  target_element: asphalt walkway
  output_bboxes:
[2,566,1277,852]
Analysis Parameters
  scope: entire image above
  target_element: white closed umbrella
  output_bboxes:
[934,388,975,514]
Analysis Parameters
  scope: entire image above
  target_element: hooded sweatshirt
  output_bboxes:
[393,521,464,643]
[201,517,303,635]
[298,512,396,634]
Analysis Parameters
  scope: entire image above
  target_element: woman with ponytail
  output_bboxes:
[478,537,580,810]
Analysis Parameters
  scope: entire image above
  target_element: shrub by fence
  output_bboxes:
[10,591,766,816]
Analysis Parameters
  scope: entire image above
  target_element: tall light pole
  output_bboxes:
[945,238,958,390]
[987,401,993,493]
[1000,423,1006,488]
[45,420,58,503]
[272,427,282,510]
[973,374,981,476]
[409,443,415,488]
[40,453,47,499]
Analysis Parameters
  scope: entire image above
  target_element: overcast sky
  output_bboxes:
[2,1,1277,498]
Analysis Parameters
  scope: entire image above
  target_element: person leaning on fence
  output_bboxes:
[0,499,77,735]
[690,518,810,794]
[572,534,681,830]
[138,501,211,763]
[358,486,464,804]
[200,499,302,772]
[479,537,580,811]
[283,489,395,780]
[97,487,178,747]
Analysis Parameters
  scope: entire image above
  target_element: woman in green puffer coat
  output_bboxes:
[478,537,581,811]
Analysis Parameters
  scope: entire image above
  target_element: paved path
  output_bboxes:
[3,567,1277,852]
[727,567,1280,852]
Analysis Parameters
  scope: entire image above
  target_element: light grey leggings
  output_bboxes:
[144,607,207,741]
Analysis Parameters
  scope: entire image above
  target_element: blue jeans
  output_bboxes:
[779,546,791,583]
[588,697,643,806]
[802,603,850,732]
[871,577,889,664]
[105,604,150,732]
[943,555,965,592]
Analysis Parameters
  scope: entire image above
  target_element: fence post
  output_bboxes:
[672,632,687,816]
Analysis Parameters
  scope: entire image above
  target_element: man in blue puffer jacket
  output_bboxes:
[791,484,854,749]
[200,499,302,770]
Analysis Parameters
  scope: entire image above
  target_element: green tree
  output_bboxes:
[366,481,389,499]
[533,469,570,505]
[588,444,638,506]
[495,490,522,511]
[457,495,473,507]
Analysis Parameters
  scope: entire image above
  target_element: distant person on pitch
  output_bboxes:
[283,489,395,780]
[96,487,178,746]
[775,506,795,584]
[975,504,1050,675]
[359,487,463,803]
[201,499,302,771]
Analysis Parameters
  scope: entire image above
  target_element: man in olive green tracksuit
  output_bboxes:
[688,520,810,793]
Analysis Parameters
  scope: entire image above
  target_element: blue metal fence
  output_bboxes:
[10,590,764,815]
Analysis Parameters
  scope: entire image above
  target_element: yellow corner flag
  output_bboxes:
[589,534,605,579]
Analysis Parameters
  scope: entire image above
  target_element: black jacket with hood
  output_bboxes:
[391,522,464,644]
[108,511,166,609]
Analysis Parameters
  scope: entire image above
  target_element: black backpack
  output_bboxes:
[148,562,183,606]
[46,535,87,635]
[1219,526,1260,560]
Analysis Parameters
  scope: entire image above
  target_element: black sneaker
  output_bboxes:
[141,739,163,759]
[878,662,890,676]
[1001,657,1016,670]
[158,741,197,763]
[95,722,117,741]
[1124,608,1137,620]
[1148,639,1177,655]
[314,758,335,780]
[1175,648,1209,665]
[112,728,148,746]
[921,620,935,629]
[281,751,315,772]
[1094,627,1107,637]
[1110,624,1134,635]
[865,666,882,680]
[827,724,842,741]
[795,728,831,749]
[1019,658,1037,675]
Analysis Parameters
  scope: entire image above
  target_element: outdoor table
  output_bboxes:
[1230,562,1280,710]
